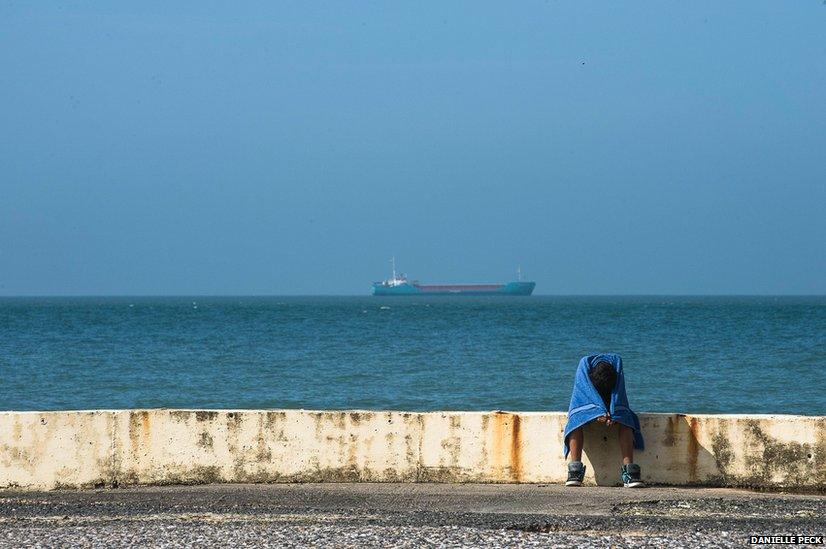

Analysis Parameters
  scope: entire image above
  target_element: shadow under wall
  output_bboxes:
[581,415,719,486]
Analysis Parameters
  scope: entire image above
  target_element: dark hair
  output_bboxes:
[589,361,617,409]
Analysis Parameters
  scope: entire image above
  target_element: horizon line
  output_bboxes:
[1,293,824,298]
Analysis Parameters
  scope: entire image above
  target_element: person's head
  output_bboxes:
[589,360,617,409]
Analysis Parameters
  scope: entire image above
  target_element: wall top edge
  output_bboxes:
[0,409,823,420]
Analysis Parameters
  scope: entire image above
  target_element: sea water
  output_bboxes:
[1,296,823,414]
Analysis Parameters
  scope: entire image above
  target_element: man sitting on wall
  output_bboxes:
[562,353,645,488]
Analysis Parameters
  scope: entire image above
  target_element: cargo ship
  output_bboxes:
[372,259,535,296]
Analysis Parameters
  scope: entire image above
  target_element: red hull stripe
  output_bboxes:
[415,284,504,291]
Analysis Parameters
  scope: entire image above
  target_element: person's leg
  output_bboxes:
[568,427,584,462]
[565,427,586,486]
[618,425,645,487]
[618,425,633,465]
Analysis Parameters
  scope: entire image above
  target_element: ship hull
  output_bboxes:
[372,281,535,296]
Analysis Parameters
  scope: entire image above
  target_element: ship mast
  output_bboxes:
[517,265,522,281]
[391,256,397,281]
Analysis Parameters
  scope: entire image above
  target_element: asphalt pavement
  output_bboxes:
[1,483,823,547]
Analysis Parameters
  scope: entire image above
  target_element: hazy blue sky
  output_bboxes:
[2,2,824,295]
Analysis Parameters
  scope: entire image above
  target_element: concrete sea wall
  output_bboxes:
[1,410,823,491]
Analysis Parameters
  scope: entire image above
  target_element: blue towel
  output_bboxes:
[562,353,644,457]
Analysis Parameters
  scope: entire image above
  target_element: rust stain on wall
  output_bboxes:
[142,412,151,439]
[489,412,505,476]
[510,414,523,482]
[489,412,522,482]
[687,416,699,481]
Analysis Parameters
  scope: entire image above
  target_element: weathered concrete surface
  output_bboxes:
[1,484,824,548]
[0,410,823,491]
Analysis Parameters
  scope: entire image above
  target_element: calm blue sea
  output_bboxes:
[1,296,823,414]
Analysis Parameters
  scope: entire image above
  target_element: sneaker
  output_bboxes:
[621,463,645,488]
[565,461,585,486]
